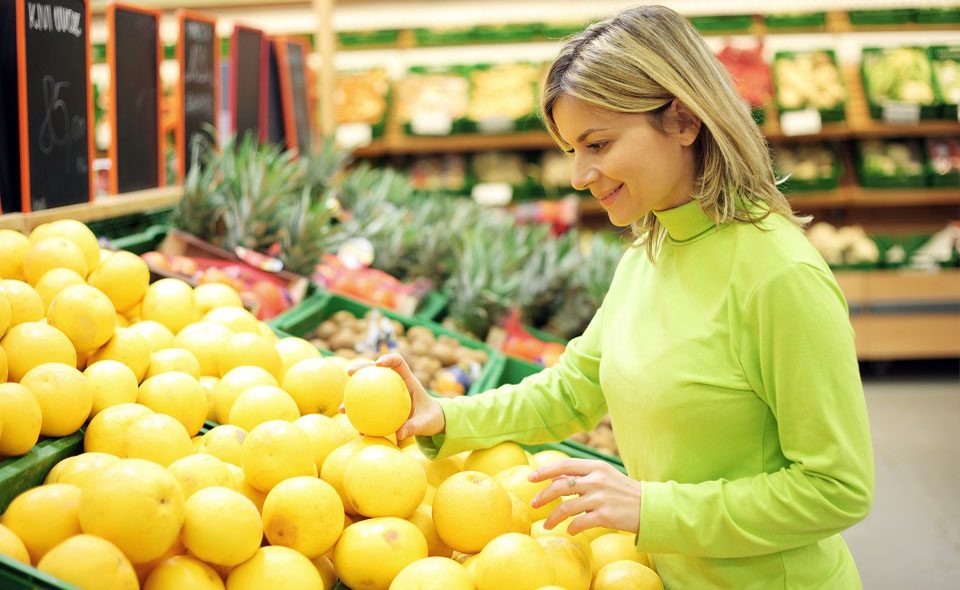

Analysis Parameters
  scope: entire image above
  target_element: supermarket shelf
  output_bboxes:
[851,312,960,360]
[354,131,556,156]
[0,187,182,233]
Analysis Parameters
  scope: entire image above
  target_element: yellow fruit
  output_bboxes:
[334,517,428,590]
[495,464,559,521]
[34,267,85,310]
[241,420,317,492]
[24,237,88,285]
[282,357,347,416]
[124,413,193,466]
[145,348,202,379]
[0,382,42,455]
[193,282,243,316]
[320,436,395,515]
[344,445,426,518]
[37,534,138,590]
[0,346,5,381]
[79,458,185,563]
[593,560,662,590]
[590,533,652,577]
[182,486,262,567]
[140,279,196,334]
[217,332,282,379]
[197,424,248,466]
[137,372,208,435]
[42,220,100,275]
[199,375,219,420]
[2,483,82,563]
[422,485,436,506]
[507,491,533,534]
[0,293,9,339]
[404,445,460,489]
[227,546,322,590]
[0,230,31,281]
[293,413,355,473]
[1,321,76,382]
[257,321,279,343]
[0,523,29,564]
[228,384,299,431]
[211,365,278,423]
[407,505,453,558]
[582,527,617,542]
[89,327,151,382]
[432,471,512,554]
[390,556,473,590]
[84,402,153,455]
[21,362,93,436]
[168,454,234,498]
[530,449,571,469]
[203,306,260,334]
[275,336,321,379]
[224,463,266,512]
[343,366,411,437]
[133,536,187,586]
[129,320,176,354]
[474,532,555,590]
[536,535,592,590]
[46,284,116,352]
[262,476,344,558]
[175,322,234,377]
[464,441,528,476]
[0,279,44,327]
[48,453,120,492]
[530,517,593,564]
[87,250,150,312]
[115,313,129,327]
[84,360,139,416]
[313,555,337,590]
[144,555,224,590]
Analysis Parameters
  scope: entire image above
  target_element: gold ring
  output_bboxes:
[566,476,577,488]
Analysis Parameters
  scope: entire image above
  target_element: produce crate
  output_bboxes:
[108,224,168,254]
[689,15,753,32]
[873,234,934,269]
[928,45,960,120]
[848,9,916,26]
[472,23,542,42]
[412,27,476,46]
[855,140,929,189]
[542,22,586,38]
[777,145,843,193]
[773,50,847,123]
[462,63,540,135]
[415,289,450,322]
[87,207,172,241]
[0,556,76,590]
[337,29,400,47]
[0,431,85,514]
[915,8,960,24]
[925,137,960,188]
[764,12,826,29]
[860,47,941,120]
[272,293,501,397]
[751,106,766,126]
[400,66,471,136]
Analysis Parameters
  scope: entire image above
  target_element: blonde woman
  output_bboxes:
[354,5,874,588]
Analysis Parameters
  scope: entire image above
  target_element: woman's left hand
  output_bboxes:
[529,458,642,535]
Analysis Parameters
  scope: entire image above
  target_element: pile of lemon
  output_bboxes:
[0,221,662,590]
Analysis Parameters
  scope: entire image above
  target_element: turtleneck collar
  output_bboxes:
[652,199,716,242]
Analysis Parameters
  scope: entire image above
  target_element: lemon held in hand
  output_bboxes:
[343,365,411,437]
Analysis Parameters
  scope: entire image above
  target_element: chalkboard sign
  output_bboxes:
[176,11,218,181]
[230,25,266,142]
[277,38,313,156]
[265,39,286,146]
[0,0,94,213]
[108,3,162,194]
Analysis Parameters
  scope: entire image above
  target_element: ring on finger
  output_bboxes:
[566,476,578,490]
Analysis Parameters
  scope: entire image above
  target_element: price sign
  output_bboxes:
[335,123,373,149]
[177,11,218,181]
[882,102,921,124]
[411,112,453,136]
[471,182,513,206]
[779,108,822,137]
[477,116,515,134]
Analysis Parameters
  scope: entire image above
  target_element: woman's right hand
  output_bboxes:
[347,353,445,441]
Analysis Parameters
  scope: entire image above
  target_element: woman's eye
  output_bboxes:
[587,141,608,153]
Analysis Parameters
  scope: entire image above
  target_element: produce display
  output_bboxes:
[541,150,574,190]
[774,51,846,112]
[395,70,469,125]
[472,151,530,185]
[927,137,960,178]
[466,63,540,123]
[568,416,620,458]
[858,139,925,178]
[930,46,960,107]
[773,144,838,190]
[806,222,880,266]
[408,154,469,192]
[334,69,390,126]
[312,254,429,312]
[862,47,937,105]
[716,42,772,108]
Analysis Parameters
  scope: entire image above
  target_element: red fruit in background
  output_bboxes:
[250,280,287,320]
[169,255,199,276]
[198,267,236,288]
[140,251,171,272]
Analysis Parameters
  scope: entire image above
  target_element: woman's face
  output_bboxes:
[552,94,699,226]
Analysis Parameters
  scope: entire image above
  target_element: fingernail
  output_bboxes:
[397,429,406,440]
[527,471,537,482]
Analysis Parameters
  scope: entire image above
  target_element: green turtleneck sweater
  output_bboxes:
[420,200,874,589]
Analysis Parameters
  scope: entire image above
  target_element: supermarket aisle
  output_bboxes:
[842,369,960,590]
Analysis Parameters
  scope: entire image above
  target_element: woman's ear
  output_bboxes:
[671,99,701,146]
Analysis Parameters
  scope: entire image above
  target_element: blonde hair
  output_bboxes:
[541,5,809,259]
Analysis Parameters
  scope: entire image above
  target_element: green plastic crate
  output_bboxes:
[0,431,85,514]
[462,63,539,135]
[415,289,449,321]
[337,29,400,47]
[764,13,826,29]
[542,22,586,38]
[860,47,941,120]
[848,9,916,26]
[87,208,172,241]
[401,66,471,136]
[773,50,847,123]
[778,146,843,193]
[916,8,960,24]
[0,555,78,590]
[928,45,960,120]
[689,14,753,32]
[472,23,542,42]
[107,224,168,254]
[413,27,476,46]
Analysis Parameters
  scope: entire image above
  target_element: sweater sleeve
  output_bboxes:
[635,262,874,558]
[417,303,608,460]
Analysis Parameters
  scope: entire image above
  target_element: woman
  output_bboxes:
[360,6,874,588]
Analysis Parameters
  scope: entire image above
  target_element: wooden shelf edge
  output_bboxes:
[9,186,182,233]
[355,131,556,157]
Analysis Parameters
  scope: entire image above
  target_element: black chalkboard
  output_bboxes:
[109,3,161,194]
[282,39,312,156]
[177,11,217,181]
[265,39,286,146]
[231,26,264,142]
[2,0,93,213]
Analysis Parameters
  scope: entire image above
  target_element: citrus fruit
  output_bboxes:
[227,546,323,590]
[224,463,267,512]
[129,320,176,354]
[20,362,93,436]
[47,453,120,492]
[343,366,411,437]
[320,436,395,515]
[474,532,555,590]
[193,283,243,317]
[182,486,262,567]
[211,365,279,423]
[84,360,139,416]
[174,322,233,377]
[2,483,82,563]
[0,230,30,281]
[390,556,473,590]
[262,476,345,558]
[274,336,321,379]
[1,321,76,382]
[145,348,202,379]
[530,517,593,563]
[593,560,663,590]
[293,413,355,473]
[123,413,193,466]
[404,445,460,489]
[168,454,234,498]
[88,327,151,382]
[37,534,138,590]
[241,420,317,492]
[87,250,149,312]
[0,293,9,340]
[0,280,44,327]
[41,219,100,274]
[227,384,299,431]
[432,471,512,554]
[334,517,428,590]
[197,424,247,466]
[137,372,207,436]
[143,555,224,590]
[203,306,259,334]
[140,279,196,334]
[536,535,591,590]
[34,268,85,310]
[343,445,427,518]
[0,523,29,564]
[464,441,528,476]
[45,284,116,352]
[282,357,348,416]
[406,505,453,558]
[84,402,153,455]
[495,464,559,521]
[507,490,533,534]
[23,237,87,285]
[0,382,42,455]
[590,532,652,576]
[217,332,283,379]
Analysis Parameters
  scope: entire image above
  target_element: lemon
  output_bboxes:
[536,535,592,590]
[197,424,247,466]
[1,321,76,382]
[2,483,82,563]
[313,555,337,590]
[0,523,29,564]
[507,490,533,534]
[134,537,187,587]
[282,357,348,416]
[182,486,262,567]
[0,293,9,339]
[404,445,460,489]
[475,532,555,590]
[343,366,411,437]
[344,445,427,519]
[432,471,512,554]
[24,237,88,285]
[21,362,93,436]
[228,384,300,431]
[334,517,428,590]
[210,365,278,423]
[275,336,321,379]
[84,360,139,416]
[47,453,120,492]
[79,458,185,564]
[227,546,323,590]
[293,413,355,473]
[390,556,473,590]
[143,555,224,590]
[495,464,559,521]
[407,505,453,558]
[464,441,528,476]
[41,219,101,275]
[199,376,219,420]
[590,532,652,577]
[89,327,151,382]
[140,279,196,334]
[320,436,395,515]
[137,372,208,435]
[175,322,233,377]
[87,250,150,312]
[0,280,44,327]
[37,534,138,590]
[145,348,202,379]
[224,463,267,512]
[193,283,243,316]
[34,267,85,310]
[241,420,317,492]
[129,320,176,354]
[84,402,153,455]
[530,517,593,564]
[593,560,663,590]
[168,454,234,498]
[123,413,193,466]
[0,382,42,455]
[203,306,260,334]
[45,284,116,352]
[262,476,344,558]
[217,332,283,379]
[0,230,31,281]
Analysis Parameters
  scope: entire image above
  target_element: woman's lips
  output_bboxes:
[597,184,623,207]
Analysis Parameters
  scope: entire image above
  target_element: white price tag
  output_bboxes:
[411,112,453,136]
[882,102,921,124]
[335,123,373,149]
[477,116,515,134]
[471,182,513,206]
[779,108,822,136]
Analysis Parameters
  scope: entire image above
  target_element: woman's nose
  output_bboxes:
[570,158,599,191]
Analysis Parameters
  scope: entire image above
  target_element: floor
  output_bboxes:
[842,362,960,590]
